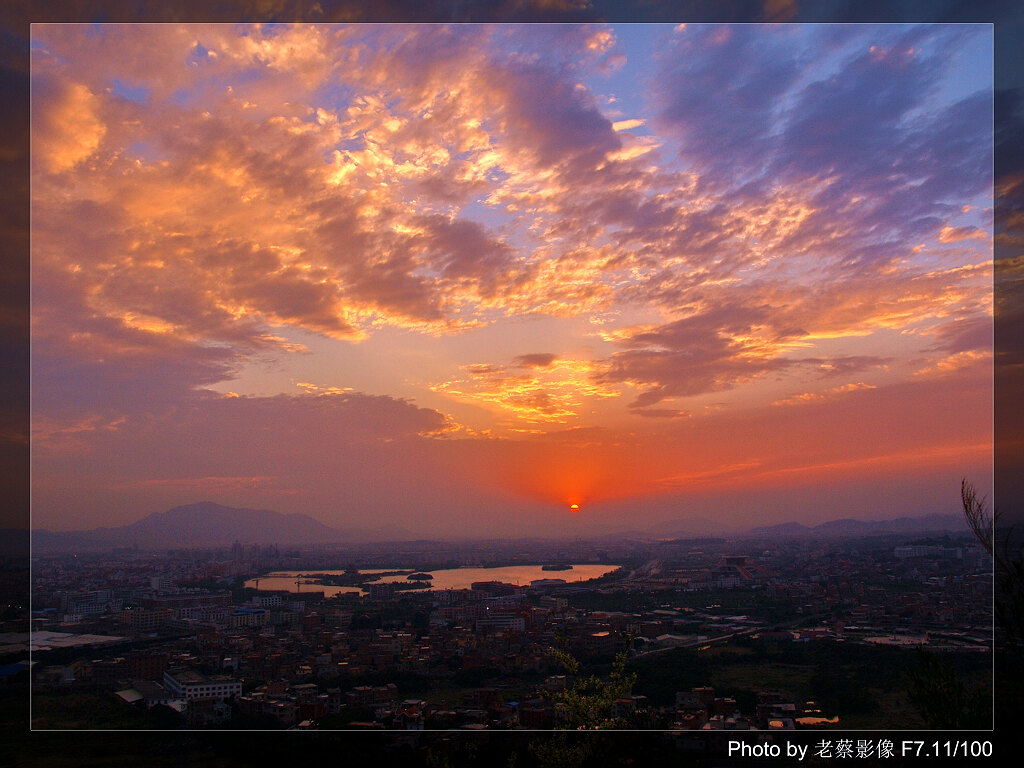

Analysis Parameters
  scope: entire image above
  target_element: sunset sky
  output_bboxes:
[30,23,994,538]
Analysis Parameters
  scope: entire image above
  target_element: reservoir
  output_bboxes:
[246,564,619,596]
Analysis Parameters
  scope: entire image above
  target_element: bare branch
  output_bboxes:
[961,478,993,556]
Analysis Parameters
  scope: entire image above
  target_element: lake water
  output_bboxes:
[245,564,619,596]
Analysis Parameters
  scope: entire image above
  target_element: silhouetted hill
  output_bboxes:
[740,521,812,537]
[31,503,974,553]
[742,513,968,539]
[649,517,742,537]
[32,502,343,552]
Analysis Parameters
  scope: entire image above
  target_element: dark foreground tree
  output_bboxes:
[542,640,637,730]
[905,649,989,729]
[961,479,1024,726]
[527,640,638,768]
[962,479,1024,644]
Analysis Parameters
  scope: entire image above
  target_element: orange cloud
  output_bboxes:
[913,349,992,379]
[939,225,989,243]
[431,357,618,425]
[772,381,877,407]
[32,77,106,174]
[29,25,993,535]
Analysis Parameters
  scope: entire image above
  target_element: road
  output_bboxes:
[631,611,833,658]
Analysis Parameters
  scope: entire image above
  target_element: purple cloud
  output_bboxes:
[513,353,558,368]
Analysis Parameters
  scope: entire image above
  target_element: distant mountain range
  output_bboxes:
[600,513,969,542]
[31,501,398,553]
[28,502,972,553]
[739,513,969,539]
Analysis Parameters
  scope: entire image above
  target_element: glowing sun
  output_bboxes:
[570,504,580,512]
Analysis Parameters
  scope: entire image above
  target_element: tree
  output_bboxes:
[528,733,599,768]
[962,478,1024,724]
[962,479,1024,645]
[905,649,989,729]
[542,639,637,730]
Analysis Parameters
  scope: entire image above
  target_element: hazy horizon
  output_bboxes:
[31,23,993,539]
[30,479,976,542]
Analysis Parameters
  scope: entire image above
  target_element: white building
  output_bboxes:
[163,668,241,701]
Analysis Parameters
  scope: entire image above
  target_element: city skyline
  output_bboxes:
[31,23,994,537]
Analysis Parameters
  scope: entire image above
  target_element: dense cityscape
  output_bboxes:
[5,526,992,735]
